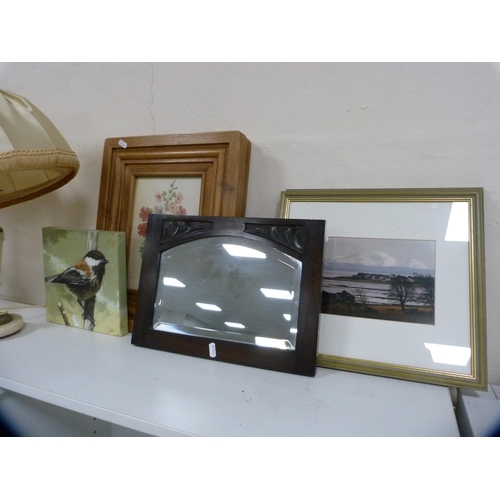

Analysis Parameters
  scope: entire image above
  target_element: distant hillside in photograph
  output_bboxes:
[324,250,435,277]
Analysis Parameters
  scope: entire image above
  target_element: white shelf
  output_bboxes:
[455,384,500,436]
[0,304,459,436]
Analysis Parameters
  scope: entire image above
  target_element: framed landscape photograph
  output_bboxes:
[322,236,436,326]
[279,188,487,389]
[96,131,251,331]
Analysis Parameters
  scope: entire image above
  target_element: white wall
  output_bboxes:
[1,62,499,383]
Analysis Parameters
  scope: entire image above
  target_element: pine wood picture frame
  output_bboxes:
[96,131,251,331]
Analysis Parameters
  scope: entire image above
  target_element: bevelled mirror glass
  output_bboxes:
[132,215,325,376]
[153,236,302,349]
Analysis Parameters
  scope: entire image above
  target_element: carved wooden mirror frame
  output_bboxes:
[132,215,325,376]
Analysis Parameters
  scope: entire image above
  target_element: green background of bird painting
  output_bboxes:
[43,227,128,336]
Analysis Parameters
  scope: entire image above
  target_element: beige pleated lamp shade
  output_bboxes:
[0,89,79,208]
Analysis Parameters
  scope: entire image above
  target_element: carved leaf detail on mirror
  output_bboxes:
[160,220,213,244]
[245,224,304,254]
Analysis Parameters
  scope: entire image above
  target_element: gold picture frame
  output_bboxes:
[96,131,251,331]
[279,188,487,389]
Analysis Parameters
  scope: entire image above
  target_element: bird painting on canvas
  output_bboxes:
[45,250,108,328]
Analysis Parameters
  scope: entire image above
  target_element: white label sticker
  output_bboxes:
[118,139,128,148]
[72,315,79,326]
[209,342,216,358]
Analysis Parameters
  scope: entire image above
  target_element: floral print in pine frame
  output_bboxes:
[128,177,201,289]
[137,180,188,255]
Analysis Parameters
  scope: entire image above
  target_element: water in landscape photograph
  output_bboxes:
[322,237,436,325]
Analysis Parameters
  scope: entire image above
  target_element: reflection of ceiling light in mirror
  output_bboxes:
[223,244,266,258]
[283,314,291,321]
[424,343,471,366]
[445,202,469,242]
[260,288,294,300]
[225,321,245,329]
[163,277,186,287]
[196,302,222,311]
[255,337,292,350]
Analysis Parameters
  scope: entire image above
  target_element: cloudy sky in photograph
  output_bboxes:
[324,237,436,274]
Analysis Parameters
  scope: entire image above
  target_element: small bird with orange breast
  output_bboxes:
[45,250,108,326]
